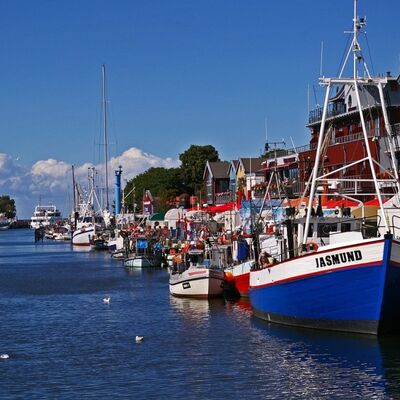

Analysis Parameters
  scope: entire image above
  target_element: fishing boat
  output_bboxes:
[224,198,283,297]
[224,260,254,297]
[124,237,162,268]
[30,205,62,229]
[72,221,95,247]
[169,242,225,299]
[124,254,162,268]
[72,167,101,247]
[249,1,400,335]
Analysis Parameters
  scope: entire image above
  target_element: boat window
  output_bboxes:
[189,253,204,265]
[341,223,351,232]
[317,223,337,238]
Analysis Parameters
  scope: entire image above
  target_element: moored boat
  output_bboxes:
[169,245,225,299]
[30,205,62,230]
[224,259,254,297]
[249,0,400,335]
[124,254,162,268]
[250,234,400,334]
[123,237,162,268]
[72,221,95,247]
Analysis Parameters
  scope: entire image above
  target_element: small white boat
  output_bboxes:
[169,248,225,299]
[124,254,162,268]
[111,249,126,260]
[72,223,95,247]
[124,237,162,268]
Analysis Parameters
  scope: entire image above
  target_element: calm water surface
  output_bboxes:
[1,229,400,399]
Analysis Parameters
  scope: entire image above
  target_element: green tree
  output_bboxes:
[124,167,186,213]
[0,195,16,218]
[122,144,220,213]
[179,145,219,193]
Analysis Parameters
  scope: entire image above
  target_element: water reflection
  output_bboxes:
[170,296,226,321]
[71,245,92,252]
[170,296,211,321]
[251,319,400,399]
[225,297,252,312]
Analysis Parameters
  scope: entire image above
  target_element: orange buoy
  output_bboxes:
[224,271,234,282]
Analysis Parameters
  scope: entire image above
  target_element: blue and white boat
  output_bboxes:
[249,0,400,335]
[124,237,162,268]
[250,233,400,334]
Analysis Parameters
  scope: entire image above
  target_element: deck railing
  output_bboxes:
[308,103,347,124]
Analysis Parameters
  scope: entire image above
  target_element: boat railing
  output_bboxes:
[253,215,382,268]
[308,103,347,124]
[316,215,381,239]
[390,215,400,239]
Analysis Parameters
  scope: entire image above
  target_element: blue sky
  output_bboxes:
[1,0,400,217]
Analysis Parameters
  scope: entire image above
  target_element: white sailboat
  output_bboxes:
[72,64,112,248]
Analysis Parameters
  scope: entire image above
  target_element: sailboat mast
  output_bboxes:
[102,64,109,210]
[72,165,76,213]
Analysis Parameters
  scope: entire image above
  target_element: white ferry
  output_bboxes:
[30,205,62,229]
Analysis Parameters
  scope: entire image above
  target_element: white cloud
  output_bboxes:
[0,148,180,218]
[108,147,179,182]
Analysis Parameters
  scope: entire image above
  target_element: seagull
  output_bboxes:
[135,336,144,343]
[0,354,10,359]
[103,297,111,304]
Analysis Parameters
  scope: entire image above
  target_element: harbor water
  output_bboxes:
[1,229,400,399]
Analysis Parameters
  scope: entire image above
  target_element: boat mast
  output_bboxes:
[72,165,76,212]
[350,0,390,232]
[303,0,396,243]
[102,64,109,211]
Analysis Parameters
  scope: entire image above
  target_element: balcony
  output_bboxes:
[308,103,347,124]
[215,191,232,205]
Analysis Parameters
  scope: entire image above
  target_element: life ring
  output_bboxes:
[307,242,319,252]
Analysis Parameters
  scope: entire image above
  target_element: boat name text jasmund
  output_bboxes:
[315,250,362,268]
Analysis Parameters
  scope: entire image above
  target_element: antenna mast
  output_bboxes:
[102,64,109,210]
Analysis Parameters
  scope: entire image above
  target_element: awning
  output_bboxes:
[282,197,317,207]
[207,202,237,214]
[364,197,389,206]
[324,199,360,208]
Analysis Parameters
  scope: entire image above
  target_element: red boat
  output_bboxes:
[224,260,254,297]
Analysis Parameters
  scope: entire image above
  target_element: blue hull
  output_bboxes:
[250,237,400,335]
